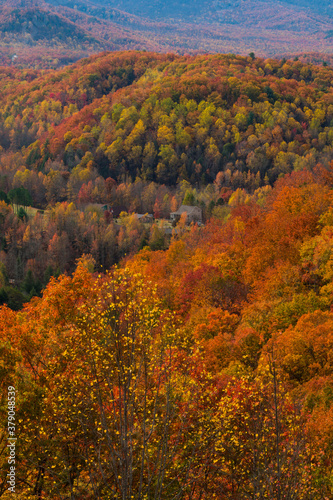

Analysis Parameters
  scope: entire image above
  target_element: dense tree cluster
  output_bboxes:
[2,50,333,498]
[1,50,333,302]
[0,174,228,306]
[1,51,333,191]
[1,167,333,497]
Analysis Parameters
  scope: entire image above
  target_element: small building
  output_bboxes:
[170,205,203,224]
[134,213,154,223]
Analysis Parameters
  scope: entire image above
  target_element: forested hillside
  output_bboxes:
[88,0,333,23]
[1,50,333,305]
[1,49,333,497]
[2,144,333,498]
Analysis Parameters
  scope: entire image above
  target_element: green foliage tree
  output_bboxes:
[0,191,9,204]
[8,187,33,210]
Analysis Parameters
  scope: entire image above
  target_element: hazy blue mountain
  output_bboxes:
[282,0,332,15]
[49,0,333,22]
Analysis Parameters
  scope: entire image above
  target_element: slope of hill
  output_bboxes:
[0,0,332,68]
[0,0,162,68]
[2,51,333,500]
[0,5,103,45]
[59,0,333,23]
[0,49,333,197]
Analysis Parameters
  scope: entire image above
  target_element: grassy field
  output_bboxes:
[13,205,43,218]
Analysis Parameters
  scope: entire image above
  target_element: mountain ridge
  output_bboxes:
[0,0,332,68]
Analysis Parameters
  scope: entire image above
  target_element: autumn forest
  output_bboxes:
[1,48,333,498]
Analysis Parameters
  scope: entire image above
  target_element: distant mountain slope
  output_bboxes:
[42,0,333,56]
[0,0,332,68]
[62,0,333,26]
[282,0,333,18]
[0,5,101,45]
[0,0,162,67]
